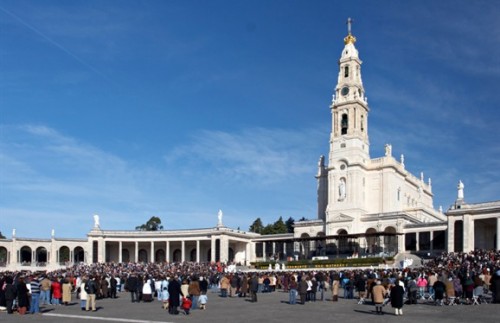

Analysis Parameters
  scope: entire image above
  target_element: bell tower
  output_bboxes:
[330,17,370,164]
[324,18,371,226]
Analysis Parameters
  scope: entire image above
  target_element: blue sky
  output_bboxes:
[1,0,499,238]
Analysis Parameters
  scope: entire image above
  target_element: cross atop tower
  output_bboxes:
[343,17,356,45]
[347,17,353,35]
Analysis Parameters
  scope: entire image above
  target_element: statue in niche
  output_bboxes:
[339,178,346,200]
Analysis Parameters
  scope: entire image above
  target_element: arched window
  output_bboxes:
[360,115,364,132]
[341,114,348,135]
[138,249,148,263]
[344,65,349,78]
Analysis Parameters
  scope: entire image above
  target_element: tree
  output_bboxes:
[285,217,295,233]
[0,231,5,239]
[249,218,264,233]
[136,216,164,231]
[272,217,288,234]
[261,224,275,235]
[251,217,289,235]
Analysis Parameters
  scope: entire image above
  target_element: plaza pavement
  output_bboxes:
[0,288,498,323]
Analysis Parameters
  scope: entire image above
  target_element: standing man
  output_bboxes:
[109,276,118,299]
[250,274,259,303]
[298,276,308,304]
[85,276,97,311]
[168,275,182,315]
[40,275,52,305]
[126,273,139,303]
[29,273,41,314]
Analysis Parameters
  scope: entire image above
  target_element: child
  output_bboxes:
[199,292,208,310]
[181,296,192,315]
[161,287,169,310]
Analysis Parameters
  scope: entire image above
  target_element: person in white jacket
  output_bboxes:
[79,279,88,311]
[142,279,153,302]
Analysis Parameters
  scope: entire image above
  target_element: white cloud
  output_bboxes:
[165,127,325,185]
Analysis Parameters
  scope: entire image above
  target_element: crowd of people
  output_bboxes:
[0,249,499,316]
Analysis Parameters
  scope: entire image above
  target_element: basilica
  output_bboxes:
[1,22,499,271]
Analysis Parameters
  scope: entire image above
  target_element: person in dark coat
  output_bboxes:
[168,275,182,314]
[390,279,405,316]
[109,276,117,299]
[199,276,208,294]
[298,276,308,304]
[249,274,259,303]
[433,278,446,306]
[126,274,139,303]
[4,276,17,314]
[491,270,500,303]
[16,276,30,315]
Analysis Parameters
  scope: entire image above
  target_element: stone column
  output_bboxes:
[100,238,105,263]
[447,216,455,253]
[150,241,155,263]
[50,237,57,266]
[134,241,139,262]
[211,237,216,263]
[196,240,200,262]
[496,217,500,251]
[262,242,266,260]
[118,241,122,263]
[245,242,251,266]
[430,231,434,252]
[166,241,170,263]
[463,214,474,252]
[397,232,404,254]
[181,240,185,262]
[415,233,420,251]
[220,236,228,263]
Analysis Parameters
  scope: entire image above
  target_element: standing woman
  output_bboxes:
[16,276,29,315]
[79,278,88,311]
[390,279,405,316]
[62,278,72,305]
[51,277,62,305]
[240,274,248,298]
[142,278,153,302]
[288,276,298,305]
[332,275,340,302]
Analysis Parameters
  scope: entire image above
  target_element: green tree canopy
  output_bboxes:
[136,216,164,231]
[251,216,289,235]
[249,218,264,233]
[285,217,295,233]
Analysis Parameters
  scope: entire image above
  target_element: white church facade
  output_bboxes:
[1,21,498,272]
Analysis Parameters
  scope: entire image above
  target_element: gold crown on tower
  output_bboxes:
[344,17,356,45]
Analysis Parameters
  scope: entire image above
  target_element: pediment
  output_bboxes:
[330,213,354,222]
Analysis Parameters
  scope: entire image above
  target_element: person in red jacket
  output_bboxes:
[181,296,192,315]
[51,278,62,305]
